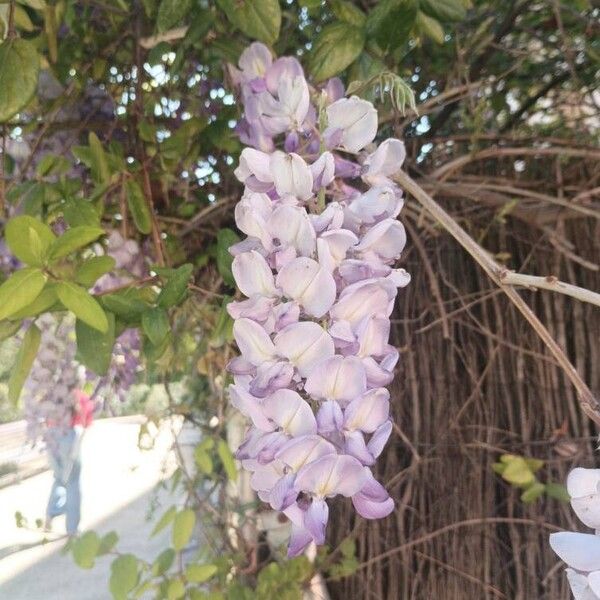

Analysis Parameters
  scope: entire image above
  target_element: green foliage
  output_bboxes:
[493,454,570,505]
[142,307,170,347]
[109,554,139,600]
[0,38,40,122]
[185,563,218,583]
[215,229,239,288]
[157,264,194,308]
[76,313,116,375]
[5,216,56,266]
[125,179,153,236]
[48,226,105,261]
[0,268,47,321]
[8,323,41,403]
[56,281,108,333]
[72,531,101,569]
[217,438,237,481]
[216,0,281,44]
[309,23,365,82]
[172,508,196,551]
[75,256,117,288]
[157,0,192,32]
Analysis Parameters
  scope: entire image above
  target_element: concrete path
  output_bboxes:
[0,416,183,600]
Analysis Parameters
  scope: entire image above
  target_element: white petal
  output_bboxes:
[355,219,407,261]
[233,318,277,366]
[550,532,600,572]
[268,205,316,256]
[274,322,335,377]
[232,251,278,298]
[270,151,313,200]
[586,571,600,599]
[304,355,367,403]
[326,96,377,153]
[568,468,600,498]
[276,257,336,318]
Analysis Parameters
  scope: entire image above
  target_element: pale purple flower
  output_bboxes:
[226,42,409,557]
[325,96,378,153]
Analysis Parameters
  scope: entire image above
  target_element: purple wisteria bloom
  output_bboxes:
[227,43,410,557]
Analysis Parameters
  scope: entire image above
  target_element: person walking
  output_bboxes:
[44,390,95,536]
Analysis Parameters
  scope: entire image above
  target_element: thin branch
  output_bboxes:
[356,517,562,572]
[499,271,600,308]
[430,146,600,181]
[394,169,600,426]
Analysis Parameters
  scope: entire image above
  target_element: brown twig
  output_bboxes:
[394,169,600,426]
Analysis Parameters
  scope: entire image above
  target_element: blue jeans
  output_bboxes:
[46,428,81,535]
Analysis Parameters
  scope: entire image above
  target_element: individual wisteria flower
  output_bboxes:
[550,468,600,599]
[226,43,410,557]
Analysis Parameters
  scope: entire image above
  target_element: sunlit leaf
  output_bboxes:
[8,323,41,403]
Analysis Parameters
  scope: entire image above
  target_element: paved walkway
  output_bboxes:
[0,417,183,600]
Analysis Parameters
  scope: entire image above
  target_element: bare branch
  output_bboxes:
[394,169,600,426]
[499,271,600,308]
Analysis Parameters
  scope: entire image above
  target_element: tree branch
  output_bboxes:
[498,271,600,308]
[394,169,600,426]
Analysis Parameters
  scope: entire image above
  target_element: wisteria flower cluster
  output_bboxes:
[22,231,143,442]
[550,468,600,599]
[22,314,86,442]
[226,43,410,556]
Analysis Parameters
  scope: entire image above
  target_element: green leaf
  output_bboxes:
[521,481,546,504]
[217,439,237,481]
[152,549,175,576]
[98,531,119,556]
[416,11,445,44]
[366,0,418,51]
[167,578,185,600]
[48,226,105,261]
[109,554,139,600]
[151,505,177,537]
[75,256,116,288]
[308,22,365,82]
[142,307,170,347]
[5,215,56,266]
[157,0,192,32]
[500,456,535,488]
[0,320,22,341]
[330,0,366,26]
[125,179,153,235]
[172,509,195,551]
[157,263,193,308]
[216,0,281,44]
[0,268,47,321]
[101,290,149,321]
[215,229,239,287]
[524,457,544,473]
[8,323,41,403]
[72,531,101,569]
[0,38,40,122]
[9,285,58,319]
[194,447,213,475]
[63,199,101,228]
[545,482,571,503]
[17,0,47,10]
[76,312,116,375]
[56,281,108,333]
[88,132,110,184]
[419,0,466,22]
[185,564,217,583]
